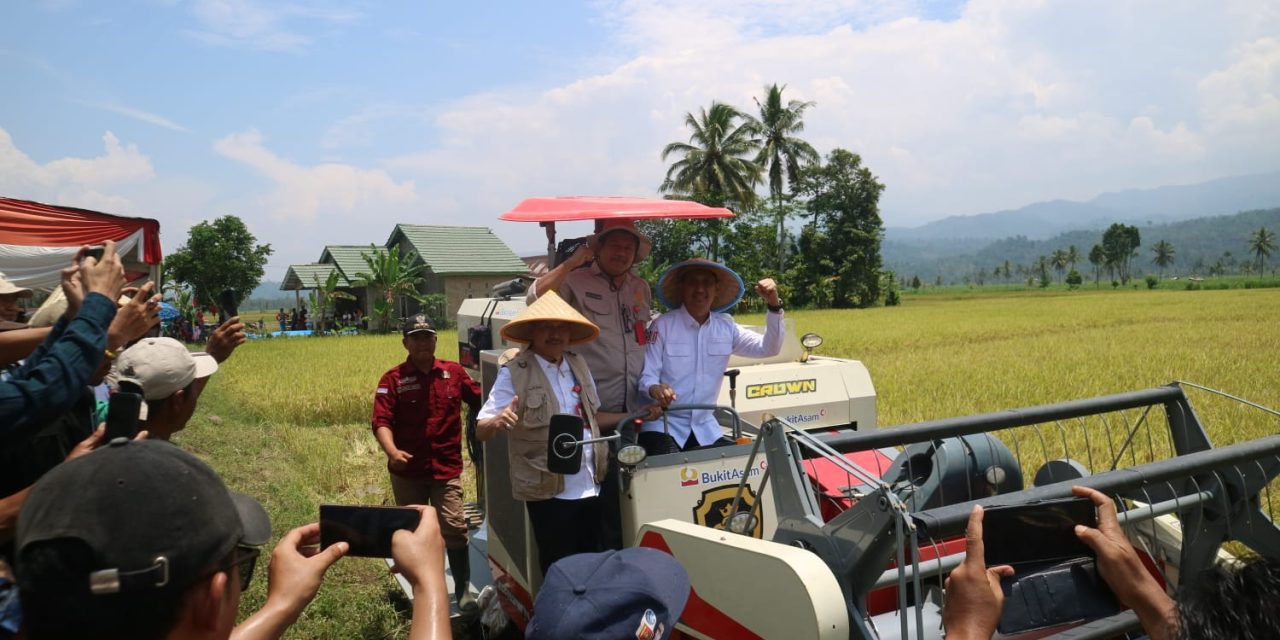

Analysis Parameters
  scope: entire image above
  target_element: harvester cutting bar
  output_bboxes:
[815,385,1195,453]
[910,434,1280,540]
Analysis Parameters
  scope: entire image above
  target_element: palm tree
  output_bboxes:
[353,245,427,333]
[661,102,762,209]
[1066,245,1080,271]
[1051,249,1069,283]
[1151,240,1176,279]
[1249,227,1276,275]
[310,270,356,332]
[750,84,818,271]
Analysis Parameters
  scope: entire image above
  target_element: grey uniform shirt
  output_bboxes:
[528,264,652,413]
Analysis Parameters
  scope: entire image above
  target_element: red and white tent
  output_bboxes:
[0,197,162,291]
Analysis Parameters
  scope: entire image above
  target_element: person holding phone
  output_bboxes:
[372,314,482,611]
[475,292,656,575]
[13,438,455,640]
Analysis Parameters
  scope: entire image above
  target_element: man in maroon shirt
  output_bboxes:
[372,314,482,610]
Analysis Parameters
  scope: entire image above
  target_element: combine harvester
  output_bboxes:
[448,197,1280,639]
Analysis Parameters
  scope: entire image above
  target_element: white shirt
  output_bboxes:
[478,352,599,500]
[638,306,784,447]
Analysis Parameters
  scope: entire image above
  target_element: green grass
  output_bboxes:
[184,287,1280,638]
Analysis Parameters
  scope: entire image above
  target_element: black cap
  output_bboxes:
[401,314,437,337]
[16,439,271,596]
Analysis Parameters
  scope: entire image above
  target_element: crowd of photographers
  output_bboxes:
[0,242,452,640]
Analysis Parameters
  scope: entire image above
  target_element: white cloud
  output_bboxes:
[184,0,360,53]
[0,128,154,212]
[376,0,1280,237]
[77,102,192,133]
[213,129,418,222]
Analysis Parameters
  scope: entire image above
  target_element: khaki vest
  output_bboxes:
[504,349,609,502]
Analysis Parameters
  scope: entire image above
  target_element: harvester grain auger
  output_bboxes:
[630,383,1279,639]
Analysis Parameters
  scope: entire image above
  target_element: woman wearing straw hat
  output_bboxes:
[475,291,656,574]
[638,259,785,455]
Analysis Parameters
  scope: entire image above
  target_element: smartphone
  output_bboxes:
[105,390,142,441]
[217,288,239,324]
[983,497,1096,567]
[319,505,421,558]
[83,245,106,263]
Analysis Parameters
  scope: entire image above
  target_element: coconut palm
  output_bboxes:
[1051,249,1069,282]
[353,244,427,333]
[1066,245,1080,271]
[750,84,818,271]
[1249,227,1276,275]
[660,102,762,209]
[1151,240,1176,279]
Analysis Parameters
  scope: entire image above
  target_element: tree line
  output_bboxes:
[909,224,1277,290]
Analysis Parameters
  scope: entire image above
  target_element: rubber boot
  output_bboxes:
[448,547,477,612]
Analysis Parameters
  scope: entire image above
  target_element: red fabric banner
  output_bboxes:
[0,196,162,264]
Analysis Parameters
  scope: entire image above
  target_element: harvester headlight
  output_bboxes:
[728,511,758,535]
[800,332,824,362]
[617,445,647,467]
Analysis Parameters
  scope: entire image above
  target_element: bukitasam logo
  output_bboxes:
[679,467,699,487]
[678,460,767,488]
[745,378,817,399]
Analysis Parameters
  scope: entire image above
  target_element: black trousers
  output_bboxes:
[525,496,603,576]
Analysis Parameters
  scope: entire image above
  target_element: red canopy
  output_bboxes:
[0,197,162,291]
[500,196,734,222]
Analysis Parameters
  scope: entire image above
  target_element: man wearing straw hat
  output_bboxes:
[639,259,785,455]
[527,219,656,550]
[475,292,656,574]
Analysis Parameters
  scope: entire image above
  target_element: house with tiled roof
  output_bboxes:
[385,224,528,323]
[280,245,387,324]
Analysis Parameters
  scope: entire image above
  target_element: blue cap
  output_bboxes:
[527,548,691,640]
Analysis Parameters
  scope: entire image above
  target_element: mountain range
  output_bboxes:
[884,172,1280,281]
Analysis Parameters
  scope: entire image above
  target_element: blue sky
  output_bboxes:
[2,0,1278,278]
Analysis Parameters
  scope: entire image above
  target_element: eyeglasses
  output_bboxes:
[227,544,261,592]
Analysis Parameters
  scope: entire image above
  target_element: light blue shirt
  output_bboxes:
[638,306,784,447]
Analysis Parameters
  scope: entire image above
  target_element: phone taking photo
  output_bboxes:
[983,497,1096,567]
[217,288,239,324]
[105,389,143,441]
[319,505,421,558]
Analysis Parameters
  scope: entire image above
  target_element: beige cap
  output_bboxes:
[589,219,652,262]
[27,287,137,328]
[0,273,33,298]
[115,337,219,403]
[500,291,600,346]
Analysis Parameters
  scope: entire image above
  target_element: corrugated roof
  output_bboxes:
[319,245,387,282]
[388,224,527,275]
[280,264,346,291]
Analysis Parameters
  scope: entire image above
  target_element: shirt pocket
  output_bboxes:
[665,340,693,358]
[581,294,613,318]
[707,337,734,356]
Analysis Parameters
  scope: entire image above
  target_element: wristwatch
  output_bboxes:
[767,303,783,313]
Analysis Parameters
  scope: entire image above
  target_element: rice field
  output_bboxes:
[184,286,1280,638]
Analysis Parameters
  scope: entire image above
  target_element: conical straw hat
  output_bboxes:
[657,258,745,313]
[500,290,600,345]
